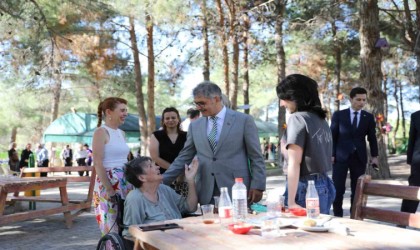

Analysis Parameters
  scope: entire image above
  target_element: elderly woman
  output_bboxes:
[123,156,198,237]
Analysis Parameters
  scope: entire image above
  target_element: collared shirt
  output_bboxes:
[207,106,226,145]
[36,148,49,162]
[61,148,71,159]
[350,108,360,128]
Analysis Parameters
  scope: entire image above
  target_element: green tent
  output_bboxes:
[42,112,143,144]
[43,112,277,144]
[254,120,278,138]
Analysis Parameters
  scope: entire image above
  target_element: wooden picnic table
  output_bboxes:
[129,214,420,250]
[0,176,72,228]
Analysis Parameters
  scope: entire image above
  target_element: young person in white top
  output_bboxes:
[92,97,133,235]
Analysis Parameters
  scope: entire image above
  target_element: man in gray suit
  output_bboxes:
[163,81,266,205]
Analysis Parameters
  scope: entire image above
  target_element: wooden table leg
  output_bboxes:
[0,190,7,215]
[59,185,72,228]
[133,238,142,250]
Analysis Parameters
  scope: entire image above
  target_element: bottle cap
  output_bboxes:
[235,178,243,182]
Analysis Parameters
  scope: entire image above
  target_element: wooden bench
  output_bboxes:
[351,174,420,228]
[0,177,73,228]
[15,166,96,219]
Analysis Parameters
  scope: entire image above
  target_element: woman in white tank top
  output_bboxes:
[92,97,133,236]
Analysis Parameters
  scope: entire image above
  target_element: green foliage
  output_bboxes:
[396,138,408,154]
[0,0,418,155]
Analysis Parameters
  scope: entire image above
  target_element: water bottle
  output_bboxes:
[218,187,232,228]
[232,178,248,223]
[306,180,320,219]
[29,153,35,168]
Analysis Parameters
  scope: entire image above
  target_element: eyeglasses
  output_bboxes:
[192,96,217,108]
[192,101,207,108]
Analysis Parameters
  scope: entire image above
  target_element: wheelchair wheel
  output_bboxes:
[96,232,126,250]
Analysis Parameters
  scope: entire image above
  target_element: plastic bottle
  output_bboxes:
[29,153,35,168]
[232,178,248,223]
[218,187,232,228]
[306,180,320,219]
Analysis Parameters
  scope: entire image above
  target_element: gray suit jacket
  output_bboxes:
[163,108,266,204]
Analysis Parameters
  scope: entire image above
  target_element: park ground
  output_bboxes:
[0,154,418,249]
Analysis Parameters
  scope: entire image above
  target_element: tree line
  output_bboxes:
[1,0,419,178]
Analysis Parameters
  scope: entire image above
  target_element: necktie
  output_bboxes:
[208,116,218,152]
[352,111,358,130]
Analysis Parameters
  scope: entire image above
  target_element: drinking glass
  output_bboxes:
[201,204,216,224]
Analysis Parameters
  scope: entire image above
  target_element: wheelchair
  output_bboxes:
[96,194,134,250]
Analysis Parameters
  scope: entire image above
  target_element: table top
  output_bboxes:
[0,176,66,184]
[129,214,420,250]
[0,177,67,192]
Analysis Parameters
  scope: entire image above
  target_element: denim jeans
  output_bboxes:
[284,174,336,215]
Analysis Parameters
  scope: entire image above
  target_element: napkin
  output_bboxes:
[324,221,351,236]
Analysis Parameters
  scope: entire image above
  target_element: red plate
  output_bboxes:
[228,224,253,234]
[289,208,307,216]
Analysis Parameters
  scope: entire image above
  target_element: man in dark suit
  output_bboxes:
[401,111,420,214]
[331,87,378,217]
[163,81,266,205]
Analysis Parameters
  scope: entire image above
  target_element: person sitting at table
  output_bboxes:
[122,156,198,238]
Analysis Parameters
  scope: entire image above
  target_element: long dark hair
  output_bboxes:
[96,97,128,127]
[160,107,182,134]
[124,156,153,188]
[276,74,327,119]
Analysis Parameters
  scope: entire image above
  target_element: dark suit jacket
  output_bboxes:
[330,108,378,164]
[407,111,420,171]
[163,108,266,205]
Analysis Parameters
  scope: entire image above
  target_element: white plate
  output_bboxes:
[298,225,330,232]
[294,218,333,232]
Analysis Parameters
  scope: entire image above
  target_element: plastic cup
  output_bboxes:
[261,218,279,238]
[267,201,279,217]
[201,204,216,224]
[267,195,285,217]
[261,218,285,238]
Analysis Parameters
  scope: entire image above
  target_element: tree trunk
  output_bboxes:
[201,0,210,81]
[146,12,156,154]
[399,81,406,139]
[383,77,388,120]
[412,4,420,103]
[417,56,420,104]
[359,0,390,178]
[216,0,229,96]
[275,0,287,171]
[10,127,17,143]
[275,0,286,125]
[392,79,399,153]
[51,67,62,124]
[242,12,250,114]
[332,20,341,113]
[129,16,148,155]
[225,0,239,110]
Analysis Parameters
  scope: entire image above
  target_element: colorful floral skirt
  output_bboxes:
[93,167,133,235]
